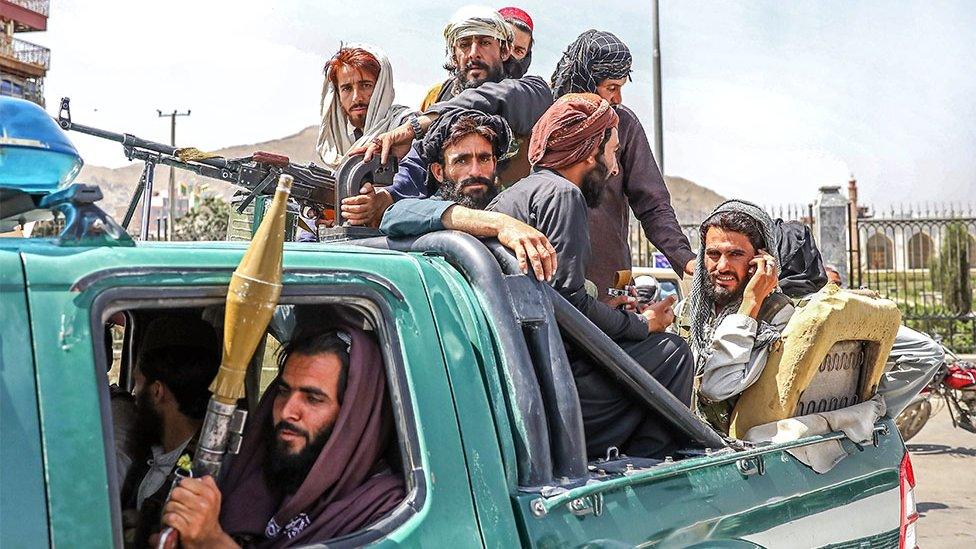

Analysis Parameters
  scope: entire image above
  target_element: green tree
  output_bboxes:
[930,222,973,315]
[172,194,231,241]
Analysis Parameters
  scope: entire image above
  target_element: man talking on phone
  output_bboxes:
[670,200,794,431]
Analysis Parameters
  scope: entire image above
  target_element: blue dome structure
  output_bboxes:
[0,96,83,193]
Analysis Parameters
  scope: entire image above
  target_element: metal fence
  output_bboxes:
[0,37,51,70]
[852,211,976,353]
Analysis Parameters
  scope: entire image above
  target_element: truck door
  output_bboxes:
[0,249,49,547]
[21,244,484,548]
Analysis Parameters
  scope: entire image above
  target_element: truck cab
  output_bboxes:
[1,228,918,548]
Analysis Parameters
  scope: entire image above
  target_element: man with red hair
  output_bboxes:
[317,45,413,169]
[379,94,694,459]
[304,44,415,239]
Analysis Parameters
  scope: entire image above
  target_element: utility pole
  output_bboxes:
[651,0,664,173]
[157,109,191,240]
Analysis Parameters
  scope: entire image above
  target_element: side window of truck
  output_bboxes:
[93,289,422,547]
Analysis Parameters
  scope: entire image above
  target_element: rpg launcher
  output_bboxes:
[157,174,292,549]
[56,97,397,240]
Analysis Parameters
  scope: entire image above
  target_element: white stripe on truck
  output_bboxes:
[742,487,900,548]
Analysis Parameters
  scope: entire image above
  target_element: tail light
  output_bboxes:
[899,452,919,549]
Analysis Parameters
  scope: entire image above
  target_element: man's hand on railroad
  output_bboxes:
[340,183,393,227]
[642,295,677,333]
[159,476,238,549]
[739,250,779,319]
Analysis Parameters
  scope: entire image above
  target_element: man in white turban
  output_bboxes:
[316,44,413,169]
[303,44,415,239]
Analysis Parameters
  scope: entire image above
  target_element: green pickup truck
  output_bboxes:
[1,96,917,548]
[2,216,918,549]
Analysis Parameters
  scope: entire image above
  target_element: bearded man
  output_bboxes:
[301,45,414,239]
[552,30,696,297]
[499,6,534,79]
[415,109,512,209]
[671,201,794,431]
[380,94,693,459]
[118,316,219,548]
[340,5,553,227]
[159,328,404,547]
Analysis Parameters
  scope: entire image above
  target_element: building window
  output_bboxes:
[907,232,934,270]
[865,233,894,270]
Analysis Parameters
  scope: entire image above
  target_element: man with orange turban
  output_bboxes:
[380,94,694,459]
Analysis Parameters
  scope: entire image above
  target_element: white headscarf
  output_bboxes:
[443,6,514,66]
[316,43,412,169]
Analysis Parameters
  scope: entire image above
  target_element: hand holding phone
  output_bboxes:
[740,249,779,317]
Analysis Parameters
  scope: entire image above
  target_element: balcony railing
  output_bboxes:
[0,36,50,70]
[6,0,50,16]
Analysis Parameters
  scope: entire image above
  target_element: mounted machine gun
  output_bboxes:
[56,97,396,240]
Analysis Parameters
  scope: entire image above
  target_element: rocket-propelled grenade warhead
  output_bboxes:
[210,174,293,403]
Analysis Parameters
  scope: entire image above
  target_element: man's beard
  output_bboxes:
[704,272,745,309]
[263,420,333,495]
[131,388,163,456]
[503,52,532,79]
[580,155,611,209]
[460,60,505,89]
[439,175,499,210]
[345,102,368,129]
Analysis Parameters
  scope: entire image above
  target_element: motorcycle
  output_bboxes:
[895,343,976,441]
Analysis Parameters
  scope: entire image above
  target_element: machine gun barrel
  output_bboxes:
[58,112,232,171]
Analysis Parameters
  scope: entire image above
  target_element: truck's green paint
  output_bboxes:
[0,236,906,548]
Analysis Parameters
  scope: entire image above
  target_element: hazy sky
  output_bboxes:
[35,0,975,208]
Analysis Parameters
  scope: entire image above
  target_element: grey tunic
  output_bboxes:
[488,169,647,341]
[586,105,695,296]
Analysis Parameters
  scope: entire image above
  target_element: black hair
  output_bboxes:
[438,115,499,163]
[505,18,535,47]
[139,345,220,420]
[701,210,767,253]
[276,331,351,403]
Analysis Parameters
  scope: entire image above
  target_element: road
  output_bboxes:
[909,399,976,548]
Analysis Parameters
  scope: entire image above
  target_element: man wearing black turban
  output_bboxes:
[416,109,513,208]
[552,30,696,301]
